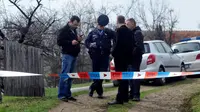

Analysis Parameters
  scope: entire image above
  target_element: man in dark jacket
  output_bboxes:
[126,18,144,101]
[57,15,82,102]
[85,14,115,98]
[108,15,135,105]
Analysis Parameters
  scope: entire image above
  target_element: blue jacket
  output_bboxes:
[85,28,115,56]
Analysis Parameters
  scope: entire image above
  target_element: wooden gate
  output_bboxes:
[2,41,44,96]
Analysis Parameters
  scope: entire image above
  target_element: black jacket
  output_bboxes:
[57,24,80,57]
[132,26,144,56]
[112,25,134,59]
[85,28,115,56]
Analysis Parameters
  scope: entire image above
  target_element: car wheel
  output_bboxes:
[155,67,166,86]
[113,80,119,87]
[180,64,187,80]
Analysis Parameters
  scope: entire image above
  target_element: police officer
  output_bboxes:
[85,14,114,98]
[126,18,144,101]
[108,15,135,105]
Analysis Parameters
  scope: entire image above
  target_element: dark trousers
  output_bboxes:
[89,54,109,96]
[129,55,142,99]
[114,58,130,103]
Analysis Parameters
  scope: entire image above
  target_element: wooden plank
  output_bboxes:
[3,41,44,97]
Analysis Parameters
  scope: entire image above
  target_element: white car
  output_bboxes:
[110,40,186,85]
[172,37,200,72]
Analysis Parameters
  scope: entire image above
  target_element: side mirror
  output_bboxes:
[173,49,179,54]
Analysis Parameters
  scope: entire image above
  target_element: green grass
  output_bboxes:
[0,84,116,112]
[72,81,111,88]
[72,82,92,88]
[187,91,200,112]
[0,88,59,112]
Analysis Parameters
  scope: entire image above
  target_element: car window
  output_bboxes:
[153,42,166,53]
[144,43,150,53]
[172,42,200,53]
[161,42,172,53]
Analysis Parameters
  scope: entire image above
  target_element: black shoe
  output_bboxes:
[132,98,140,102]
[129,96,133,99]
[89,93,93,97]
[67,97,77,101]
[97,95,104,99]
[89,88,93,97]
[124,100,129,103]
[60,98,68,102]
[108,100,123,105]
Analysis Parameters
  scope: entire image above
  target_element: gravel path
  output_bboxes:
[49,86,156,112]
[129,79,200,112]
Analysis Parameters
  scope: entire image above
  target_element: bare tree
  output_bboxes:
[135,0,178,44]
[0,30,5,40]
[166,9,178,46]
[136,0,169,40]
[8,0,42,43]
[124,0,138,19]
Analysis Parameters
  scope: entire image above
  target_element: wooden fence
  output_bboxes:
[2,41,44,96]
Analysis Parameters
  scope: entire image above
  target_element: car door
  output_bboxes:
[161,42,181,71]
[153,42,171,71]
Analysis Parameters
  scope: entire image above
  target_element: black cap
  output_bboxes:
[97,14,109,26]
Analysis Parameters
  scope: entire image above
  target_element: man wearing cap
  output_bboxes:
[85,14,115,98]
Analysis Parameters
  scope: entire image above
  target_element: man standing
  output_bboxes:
[57,15,82,102]
[85,14,115,98]
[126,18,144,101]
[108,15,135,105]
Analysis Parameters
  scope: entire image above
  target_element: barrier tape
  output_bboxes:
[1,70,200,79]
[0,71,42,77]
[50,71,200,80]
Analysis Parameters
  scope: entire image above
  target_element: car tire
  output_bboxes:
[180,64,187,80]
[155,67,166,86]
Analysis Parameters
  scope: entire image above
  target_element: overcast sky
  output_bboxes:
[1,0,200,30]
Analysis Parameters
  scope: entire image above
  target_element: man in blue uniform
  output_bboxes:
[85,14,115,98]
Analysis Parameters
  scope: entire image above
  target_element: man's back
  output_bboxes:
[112,25,134,59]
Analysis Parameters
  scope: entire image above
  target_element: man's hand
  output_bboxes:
[90,42,97,48]
[72,40,79,45]
[77,35,83,41]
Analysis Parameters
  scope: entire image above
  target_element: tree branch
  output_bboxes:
[29,0,42,22]
[8,0,29,19]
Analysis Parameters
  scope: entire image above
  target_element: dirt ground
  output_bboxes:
[49,86,156,112]
[129,78,200,112]
[49,78,200,112]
